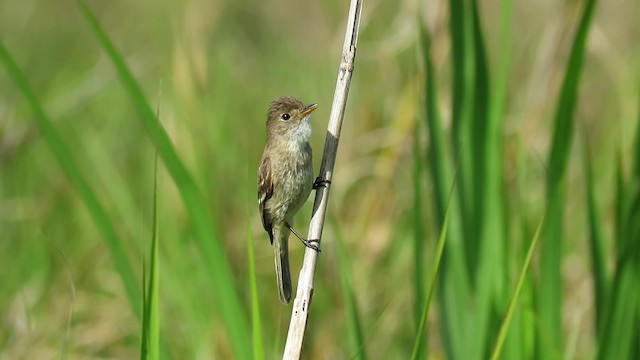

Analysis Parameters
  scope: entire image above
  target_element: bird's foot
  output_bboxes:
[286,223,321,252]
[300,238,321,252]
[313,176,331,190]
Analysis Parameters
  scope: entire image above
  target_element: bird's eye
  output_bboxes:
[281,113,291,121]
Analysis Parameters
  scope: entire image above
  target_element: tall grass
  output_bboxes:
[0,39,142,317]
[416,0,637,359]
[76,2,251,358]
[0,0,638,358]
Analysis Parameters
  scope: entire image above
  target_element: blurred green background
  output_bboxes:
[0,0,638,358]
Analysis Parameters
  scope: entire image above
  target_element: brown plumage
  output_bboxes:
[258,96,317,304]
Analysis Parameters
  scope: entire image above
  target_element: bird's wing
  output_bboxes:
[258,155,275,244]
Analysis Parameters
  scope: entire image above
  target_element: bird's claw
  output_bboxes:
[286,223,322,252]
[301,239,321,252]
[313,177,331,190]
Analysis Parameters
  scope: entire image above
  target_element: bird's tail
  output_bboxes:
[273,228,292,304]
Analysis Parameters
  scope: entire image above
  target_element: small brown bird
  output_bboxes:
[258,96,323,304]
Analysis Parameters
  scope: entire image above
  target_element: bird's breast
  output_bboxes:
[268,142,313,221]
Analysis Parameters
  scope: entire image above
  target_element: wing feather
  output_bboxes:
[258,155,274,243]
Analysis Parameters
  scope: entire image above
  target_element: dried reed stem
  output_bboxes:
[282,0,363,358]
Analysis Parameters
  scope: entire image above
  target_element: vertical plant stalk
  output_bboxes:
[282,0,363,357]
[141,156,160,360]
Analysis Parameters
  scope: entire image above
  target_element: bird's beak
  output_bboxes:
[300,103,318,118]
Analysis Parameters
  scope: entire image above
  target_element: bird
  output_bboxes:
[257,96,323,304]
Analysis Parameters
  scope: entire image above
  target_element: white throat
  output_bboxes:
[283,117,312,146]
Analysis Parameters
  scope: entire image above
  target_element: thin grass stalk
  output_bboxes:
[140,157,159,360]
[0,40,142,315]
[410,203,451,360]
[489,214,545,360]
[503,136,536,360]
[282,0,363,357]
[244,144,264,360]
[247,212,265,360]
[148,157,160,360]
[614,153,626,248]
[141,262,149,359]
[411,119,426,355]
[635,94,640,178]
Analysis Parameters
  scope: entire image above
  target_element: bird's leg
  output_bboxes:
[313,176,331,190]
[286,223,321,252]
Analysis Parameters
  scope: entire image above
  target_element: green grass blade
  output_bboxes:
[419,17,471,360]
[597,203,639,360]
[479,0,513,356]
[419,21,448,225]
[75,2,250,358]
[598,105,640,359]
[490,0,513,128]
[411,203,450,360]
[614,152,626,246]
[0,39,141,316]
[149,157,161,359]
[247,216,265,360]
[468,1,507,358]
[490,214,544,360]
[448,0,475,249]
[412,119,426,354]
[545,1,598,180]
[141,259,149,359]
[470,0,490,247]
[504,136,536,360]
[333,220,367,360]
[538,0,598,357]
[582,135,609,332]
[140,157,160,360]
[634,92,640,179]
[596,264,639,360]
[142,157,161,360]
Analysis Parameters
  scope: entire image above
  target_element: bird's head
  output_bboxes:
[266,96,318,143]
